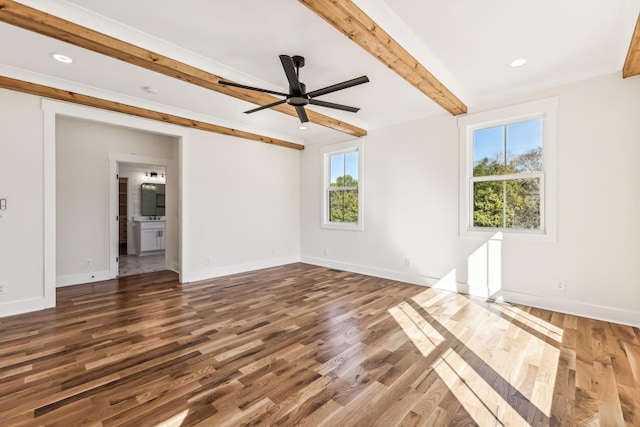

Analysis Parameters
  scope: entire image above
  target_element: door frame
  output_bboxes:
[109,154,172,279]
[43,99,188,309]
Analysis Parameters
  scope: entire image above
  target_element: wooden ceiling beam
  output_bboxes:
[0,0,366,137]
[299,0,467,116]
[623,14,640,78]
[0,76,304,150]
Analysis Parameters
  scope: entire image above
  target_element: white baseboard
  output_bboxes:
[494,290,640,328]
[169,261,180,274]
[56,270,113,287]
[0,297,53,318]
[300,256,640,328]
[182,256,301,283]
[300,256,470,293]
[10,257,639,328]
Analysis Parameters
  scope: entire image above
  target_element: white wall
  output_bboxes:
[301,72,640,326]
[167,141,180,272]
[0,90,45,312]
[181,129,301,281]
[56,117,175,284]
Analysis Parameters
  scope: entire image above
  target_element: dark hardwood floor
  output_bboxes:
[0,263,638,426]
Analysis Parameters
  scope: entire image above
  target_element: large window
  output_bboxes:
[472,119,543,230]
[459,98,557,240]
[322,139,364,230]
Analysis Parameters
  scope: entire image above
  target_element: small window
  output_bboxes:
[459,98,557,241]
[322,139,364,230]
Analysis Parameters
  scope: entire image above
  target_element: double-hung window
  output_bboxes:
[459,98,557,240]
[321,139,364,230]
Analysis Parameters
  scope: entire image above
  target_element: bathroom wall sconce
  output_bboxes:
[144,171,164,179]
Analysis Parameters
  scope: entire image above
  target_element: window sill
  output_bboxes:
[321,222,363,231]
[461,227,556,243]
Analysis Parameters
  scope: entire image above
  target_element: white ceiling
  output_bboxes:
[1,0,639,145]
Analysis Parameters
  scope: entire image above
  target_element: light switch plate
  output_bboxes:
[0,210,7,223]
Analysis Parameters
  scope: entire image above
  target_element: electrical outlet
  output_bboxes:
[323,248,329,256]
[205,256,212,265]
[0,281,6,295]
[84,258,92,269]
[405,258,413,268]
[555,280,566,291]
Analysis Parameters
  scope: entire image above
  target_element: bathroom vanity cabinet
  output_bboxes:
[133,220,165,255]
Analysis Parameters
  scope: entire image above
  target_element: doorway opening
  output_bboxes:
[117,163,168,277]
[44,99,186,309]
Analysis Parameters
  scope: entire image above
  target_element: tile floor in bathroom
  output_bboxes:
[118,254,166,276]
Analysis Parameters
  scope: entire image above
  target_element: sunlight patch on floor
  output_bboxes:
[391,281,564,422]
[433,349,531,426]
[154,409,189,427]
[388,303,444,357]
[412,285,452,308]
[492,301,564,343]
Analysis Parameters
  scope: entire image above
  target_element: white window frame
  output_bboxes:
[458,98,558,241]
[321,139,364,231]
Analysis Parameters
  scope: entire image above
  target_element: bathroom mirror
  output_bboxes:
[141,183,165,216]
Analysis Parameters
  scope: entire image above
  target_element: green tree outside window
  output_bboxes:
[472,119,542,230]
[329,151,359,223]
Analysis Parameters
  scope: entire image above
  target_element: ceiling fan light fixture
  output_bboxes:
[50,53,73,64]
[510,58,527,68]
[288,96,309,107]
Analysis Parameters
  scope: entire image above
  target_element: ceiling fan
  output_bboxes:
[218,55,369,123]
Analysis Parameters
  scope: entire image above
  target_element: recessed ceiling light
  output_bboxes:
[50,53,73,64]
[510,58,527,68]
[299,125,307,130]
[143,86,159,94]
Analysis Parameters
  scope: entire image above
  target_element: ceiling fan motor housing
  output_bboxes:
[288,82,308,106]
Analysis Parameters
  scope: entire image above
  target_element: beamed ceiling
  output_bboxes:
[0,0,639,149]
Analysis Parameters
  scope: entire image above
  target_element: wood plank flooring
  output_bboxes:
[0,263,638,426]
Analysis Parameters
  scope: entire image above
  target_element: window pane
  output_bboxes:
[330,151,358,187]
[506,119,542,173]
[473,126,505,177]
[473,181,504,228]
[329,189,358,223]
[329,154,344,186]
[506,178,541,229]
[344,151,358,182]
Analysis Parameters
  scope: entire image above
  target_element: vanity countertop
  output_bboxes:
[133,216,165,222]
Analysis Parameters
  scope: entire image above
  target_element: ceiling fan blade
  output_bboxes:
[279,55,303,95]
[219,80,288,97]
[308,99,360,113]
[295,106,309,123]
[307,76,369,99]
[244,99,287,114]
